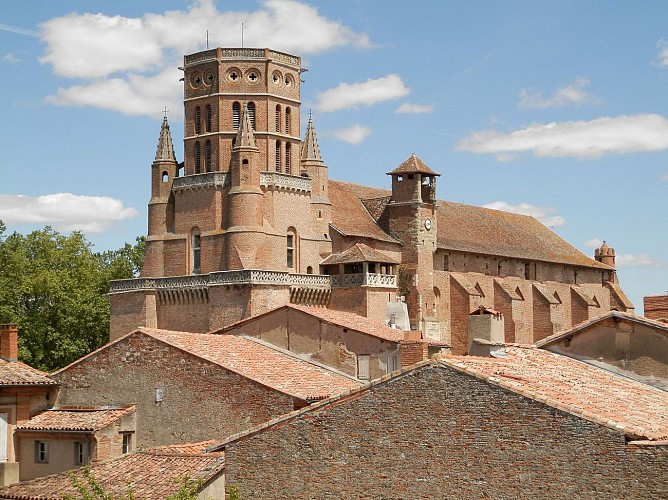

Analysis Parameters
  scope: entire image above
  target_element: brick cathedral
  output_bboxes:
[109,47,633,354]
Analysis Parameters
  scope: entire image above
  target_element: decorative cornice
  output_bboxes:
[172,172,229,192]
[260,172,312,193]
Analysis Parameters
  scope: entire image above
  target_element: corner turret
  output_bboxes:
[148,115,178,237]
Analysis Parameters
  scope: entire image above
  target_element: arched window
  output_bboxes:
[194,141,201,174]
[275,105,281,132]
[195,106,201,134]
[205,104,212,132]
[247,102,256,129]
[275,141,281,172]
[285,107,291,134]
[232,102,240,129]
[285,143,291,174]
[205,140,212,172]
[162,171,169,183]
[286,228,297,270]
[191,228,201,275]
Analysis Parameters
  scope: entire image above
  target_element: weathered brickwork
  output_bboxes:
[51,332,295,449]
[223,365,668,499]
[645,294,668,321]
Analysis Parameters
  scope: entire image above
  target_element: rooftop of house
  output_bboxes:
[213,303,408,343]
[140,328,362,401]
[320,242,401,266]
[442,346,668,441]
[16,406,135,433]
[334,180,610,271]
[536,310,668,348]
[0,442,223,500]
[0,359,57,387]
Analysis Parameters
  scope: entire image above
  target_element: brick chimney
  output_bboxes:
[0,324,18,362]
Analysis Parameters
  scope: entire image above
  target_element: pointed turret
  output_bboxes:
[300,116,331,233]
[155,115,176,161]
[234,104,258,151]
[300,116,323,165]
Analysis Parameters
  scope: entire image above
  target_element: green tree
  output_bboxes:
[0,222,144,371]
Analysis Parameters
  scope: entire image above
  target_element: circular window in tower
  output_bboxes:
[246,68,261,84]
[204,71,215,85]
[272,71,282,84]
[190,73,202,88]
[227,68,241,82]
[284,74,294,87]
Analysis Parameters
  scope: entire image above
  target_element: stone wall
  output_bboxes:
[223,363,668,499]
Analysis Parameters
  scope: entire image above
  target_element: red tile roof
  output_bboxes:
[320,243,400,266]
[0,443,224,500]
[386,153,440,176]
[140,328,362,400]
[17,406,135,432]
[0,360,56,386]
[442,347,668,440]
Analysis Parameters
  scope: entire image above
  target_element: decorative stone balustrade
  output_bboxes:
[184,49,217,66]
[330,273,397,289]
[260,172,311,193]
[172,172,229,192]
[184,48,299,68]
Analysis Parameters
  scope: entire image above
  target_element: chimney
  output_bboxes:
[0,324,18,362]
[467,306,505,356]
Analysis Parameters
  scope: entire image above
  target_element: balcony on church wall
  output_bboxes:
[172,172,229,192]
[185,48,299,68]
[259,172,312,193]
[324,262,397,289]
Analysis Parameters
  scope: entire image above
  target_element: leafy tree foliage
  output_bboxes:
[0,221,144,372]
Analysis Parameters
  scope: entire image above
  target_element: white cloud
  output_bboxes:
[456,114,668,160]
[0,23,39,37]
[657,39,668,66]
[519,78,599,109]
[395,103,434,114]
[316,75,410,112]
[483,201,566,228]
[2,53,18,64]
[0,194,138,233]
[584,238,604,248]
[616,253,665,268]
[331,124,372,145]
[37,0,371,117]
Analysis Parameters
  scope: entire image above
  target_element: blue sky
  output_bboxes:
[1,0,667,312]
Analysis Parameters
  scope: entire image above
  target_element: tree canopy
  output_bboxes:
[0,221,144,372]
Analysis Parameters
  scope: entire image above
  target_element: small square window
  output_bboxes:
[35,441,48,464]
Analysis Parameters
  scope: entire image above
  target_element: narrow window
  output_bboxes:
[194,141,201,174]
[35,441,48,464]
[275,105,281,132]
[74,442,85,466]
[275,141,281,172]
[286,233,294,268]
[232,102,240,129]
[122,433,132,455]
[247,102,256,129]
[285,107,291,134]
[162,171,169,183]
[357,355,370,380]
[285,143,291,174]
[205,140,212,172]
[389,355,399,373]
[191,229,201,274]
[195,106,201,134]
[205,104,212,132]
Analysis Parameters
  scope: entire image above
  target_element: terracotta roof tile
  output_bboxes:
[328,180,399,244]
[386,153,440,176]
[0,444,224,499]
[17,406,135,432]
[0,360,56,386]
[436,201,610,269]
[320,243,400,266]
[441,347,668,440]
[140,328,362,400]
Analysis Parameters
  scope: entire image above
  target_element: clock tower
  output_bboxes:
[385,153,440,331]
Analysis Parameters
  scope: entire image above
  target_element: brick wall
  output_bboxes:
[645,295,668,321]
[52,332,295,449]
[223,364,668,499]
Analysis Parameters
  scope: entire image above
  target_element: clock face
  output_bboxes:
[424,218,432,230]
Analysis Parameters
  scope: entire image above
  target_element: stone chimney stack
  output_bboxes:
[0,324,18,362]
[467,306,504,356]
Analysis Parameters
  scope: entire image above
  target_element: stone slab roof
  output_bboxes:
[17,406,135,433]
[442,347,668,441]
[386,152,440,176]
[0,360,56,386]
[0,442,223,500]
[140,328,362,401]
[320,242,401,266]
